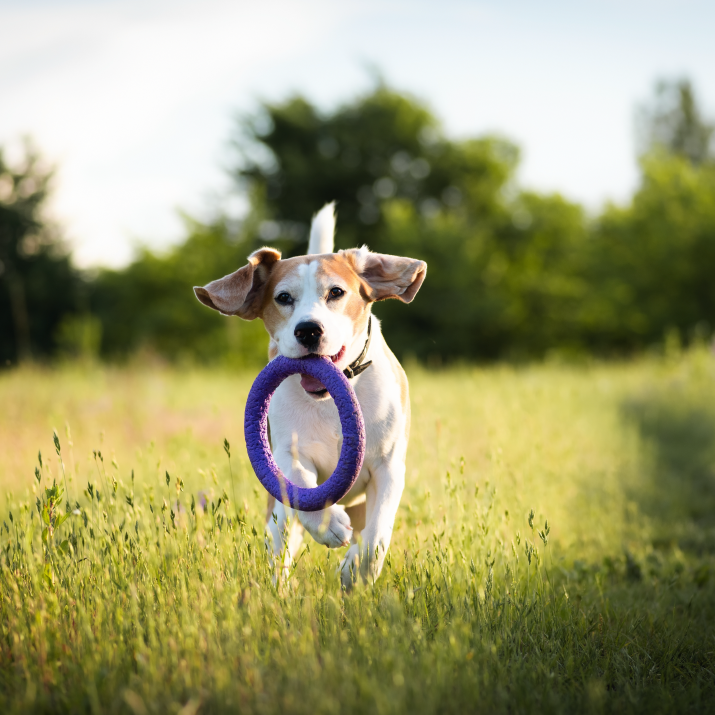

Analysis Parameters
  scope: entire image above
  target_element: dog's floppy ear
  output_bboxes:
[194,247,281,319]
[344,248,427,303]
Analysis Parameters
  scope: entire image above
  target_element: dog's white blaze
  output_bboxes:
[272,260,355,362]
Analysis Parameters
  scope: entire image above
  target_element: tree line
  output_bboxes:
[1,79,714,367]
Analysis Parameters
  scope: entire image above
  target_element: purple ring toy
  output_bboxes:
[244,355,366,511]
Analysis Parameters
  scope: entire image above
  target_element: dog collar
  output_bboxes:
[311,317,372,396]
[343,316,373,379]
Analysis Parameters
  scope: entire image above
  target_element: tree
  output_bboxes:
[638,79,714,165]
[235,84,518,256]
[575,78,715,353]
[232,83,587,361]
[584,155,715,350]
[0,140,81,365]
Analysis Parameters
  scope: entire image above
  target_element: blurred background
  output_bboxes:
[1,0,715,368]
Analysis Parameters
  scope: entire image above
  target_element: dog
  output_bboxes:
[194,203,426,588]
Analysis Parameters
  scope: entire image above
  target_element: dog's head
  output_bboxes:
[194,246,426,394]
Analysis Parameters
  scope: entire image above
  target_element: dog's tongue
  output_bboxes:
[300,374,326,393]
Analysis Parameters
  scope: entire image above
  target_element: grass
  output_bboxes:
[0,348,714,714]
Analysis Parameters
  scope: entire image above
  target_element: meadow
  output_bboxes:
[0,348,714,714]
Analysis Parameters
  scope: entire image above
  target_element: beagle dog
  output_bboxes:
[194,204,426,587]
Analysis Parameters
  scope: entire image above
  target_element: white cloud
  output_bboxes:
[0,0,359,265]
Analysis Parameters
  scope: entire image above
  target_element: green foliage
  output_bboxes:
[582,154,715,351]
[230,85,591,361]
[0,140,83,365]
[236,85,531,359]
[374,192,588,360]
[637,78,714,165]
[236,85,514,254]
[227,80,715,362]
[90,216,269,366]
[11,79,715,366]
[1,353,715,713]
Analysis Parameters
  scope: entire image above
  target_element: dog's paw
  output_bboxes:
[339,544,361,590]
[300,505,352,548]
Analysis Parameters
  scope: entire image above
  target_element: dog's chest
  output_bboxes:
[268,371,401,488]
[301,419,371,500]
[269,378,343,469]
[301,413,343,479]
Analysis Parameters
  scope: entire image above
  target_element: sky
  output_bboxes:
[1,0,713,267]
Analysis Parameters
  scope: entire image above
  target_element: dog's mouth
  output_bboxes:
[300,346,345,395]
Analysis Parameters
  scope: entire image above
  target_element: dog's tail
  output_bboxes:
[307,202,335,255]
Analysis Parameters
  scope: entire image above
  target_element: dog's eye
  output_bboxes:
[275,292,293,305]
[329,286,345,300]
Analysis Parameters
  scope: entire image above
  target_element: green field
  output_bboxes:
[1,350,714,714]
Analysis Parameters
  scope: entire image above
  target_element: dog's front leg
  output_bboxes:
[273,449,353,549]
[340,457,405,589]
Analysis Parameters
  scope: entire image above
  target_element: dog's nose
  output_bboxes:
[294,321,324,349]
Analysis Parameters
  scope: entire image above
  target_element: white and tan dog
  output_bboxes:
[194,204,426,588]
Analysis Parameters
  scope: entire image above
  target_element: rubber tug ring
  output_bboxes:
[243,355,366,511]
